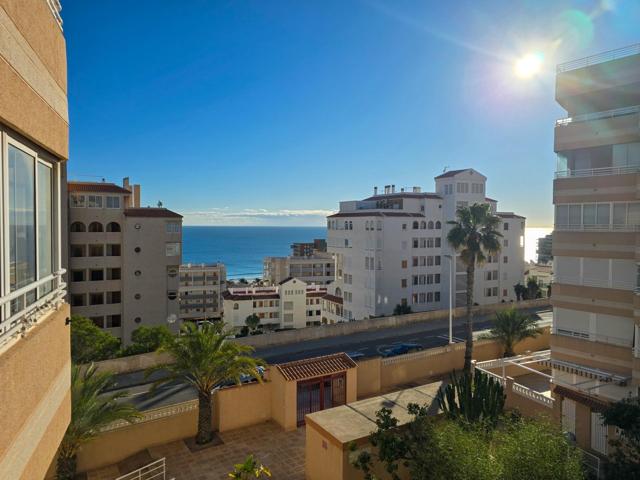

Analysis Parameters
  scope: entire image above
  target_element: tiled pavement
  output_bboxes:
[87,422,306,480]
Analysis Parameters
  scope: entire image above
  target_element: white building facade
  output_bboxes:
[326,169,525,321]
[263,252,335,286]
[179,263,226,322]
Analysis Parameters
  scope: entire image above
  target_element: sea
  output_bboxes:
[182,226,552,280]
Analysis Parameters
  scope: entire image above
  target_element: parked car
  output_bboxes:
[380,343,423,358]
[346,351,365,361]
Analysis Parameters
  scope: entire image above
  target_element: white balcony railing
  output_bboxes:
[556,104,640,126]
[116,458,171,480]
[555,165,640,178]
[554,327,634,348]
[580,448,604,479]
[557,43,640,73]
[554,223,640,232]
[45,0,63,30]
[0,270,67,347]
[512,382,554,408]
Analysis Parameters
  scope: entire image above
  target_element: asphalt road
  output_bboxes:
[111,307,552,411]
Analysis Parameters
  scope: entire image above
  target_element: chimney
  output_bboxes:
[374,186,378,195]
[391,185,396,193]
[384,185,390,194]
[133,184,141,208]
[400,187,405,192]
[413,186,421,193]
[123,177,131,190]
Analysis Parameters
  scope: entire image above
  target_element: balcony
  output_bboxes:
[0,270,67,346]
[555,165,640,178]
[557,44,640,73]
[554,223,640,232]
[556,104,640,127]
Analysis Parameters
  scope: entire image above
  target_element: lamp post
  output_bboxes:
[444,254,454,344]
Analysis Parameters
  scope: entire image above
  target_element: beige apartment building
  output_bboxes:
[552,44,640,457]
[179,263,226,322]
[0,1,71,479]
[68,178,183,343]
[263,251,335,286]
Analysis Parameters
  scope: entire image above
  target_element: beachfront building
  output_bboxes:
[68,178,183,343]
[263,251,335,286]
[537,233,553,264]
[179,263,226,322]
[291,239,327,257]
[222,278,327,330]
[326,169,525,320]
[550,45,640,456]
[0,2,72,478]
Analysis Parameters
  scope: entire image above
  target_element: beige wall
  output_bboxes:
[553,173,639,204]
[270,367,299,431]
[214,382,272,432]
[356,358,381,399]
[554,114,640,152]
[0,304,71,480]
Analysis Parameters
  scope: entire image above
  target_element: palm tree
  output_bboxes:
[486,308,544,357]
[148,321,264,445]
[447,203,502,374]
[57,364,140,480]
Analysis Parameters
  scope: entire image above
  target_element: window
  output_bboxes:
[420,221,426,229]
[427,292,433,303]
[503,222,509,231]
[284,301,294,310]
[427,221,434,229]
[412,257,419,267]
[105,244,121,256]
[401,260,408,268]
[106,196,120,209]
[402,223,407,230]
[401,279,407,288]
[435,221,441,229]
[435,274,441,283]
[166,242,181,256]
[412,221,419,229]
[472,183,484,194]
[434,292,440,302]
[70,244,85,257]
[503,256,508,263]
[90,269,104,281]
[90,317,104,328]
[89,244,104,257]
[456,182,469,194]
[106,291,121,304]
[106,222,121,232]
[87,195,102,208]
[435,256,441,266]
[70,194,85,208]
[70,294,85,307]
[70,221,86,232]
[89,221,103,232]
[427,238,434,248]
[456,201,468,209]
[166,222,181,233]
[503,239,509,247]
[89,292,104,305]
[106,315,121,328]
[413,238,419,248]
[444,184,453,195]
[71,270,85,282]
[107,268,121,280]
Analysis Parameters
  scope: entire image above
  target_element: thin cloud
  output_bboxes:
[181,207,335,226]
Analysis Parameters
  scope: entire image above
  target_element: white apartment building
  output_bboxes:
[326,169,525,320]
[179,263,226,322]
[222,278,327,330]
[68,178,183,343]
[263,252,335,286]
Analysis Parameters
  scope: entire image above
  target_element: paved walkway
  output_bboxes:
[87,422,305,480]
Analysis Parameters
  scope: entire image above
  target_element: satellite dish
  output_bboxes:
[167,314,177,324]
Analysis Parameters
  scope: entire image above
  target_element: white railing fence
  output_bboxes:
[554,223,640,232]
[557,43,640,72]
[580,449,603,479]
[555,165,640,178]
[556,104,640,126]
[0,269,66,347]
[115,458,170,480]
[511,382,554,408]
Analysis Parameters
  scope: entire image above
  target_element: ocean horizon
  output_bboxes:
[182,225,552,280]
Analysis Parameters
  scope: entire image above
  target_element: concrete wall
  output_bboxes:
[92,351,174,374]
[214,381,272,432]
[0,304,71,480]
[356,357,381,398]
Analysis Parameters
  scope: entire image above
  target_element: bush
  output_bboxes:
[70,315,120,363]
[120,325,173,356]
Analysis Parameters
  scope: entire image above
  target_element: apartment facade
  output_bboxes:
[0,2,71,479]
[68,179,183,343]
[326,170,525,320]
[179,263,226,322]
[291,239,327,257]
[550,45,640,457]
[222,278,327,330]
[263,251,335,286]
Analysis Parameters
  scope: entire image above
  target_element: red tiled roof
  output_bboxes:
[222,290,280,301]
[327,212,425,218]
[322,294,343,305]
[306,290,327,298]
[124,208,182,218]
[276,353,357,381]
[68,182,131,194]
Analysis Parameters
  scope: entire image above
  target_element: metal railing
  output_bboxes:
[580,449,603,479]
[554,223,640,232]
[102,399,198,432]
[554,327,634,348]
[553,274,636,291]
[556,104,640,126]
[45,0,63,30]
[557,43,640,72]
[0,270,67,347]
[115,458,168,480]
[555,165,640,178]
[511,382,554,408]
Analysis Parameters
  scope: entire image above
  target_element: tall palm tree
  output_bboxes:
[447,203,502,374]
[486,308,544,357]
[57,364,141,480]
[148,321,264,445]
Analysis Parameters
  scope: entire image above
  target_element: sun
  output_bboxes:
[514,53,543,79]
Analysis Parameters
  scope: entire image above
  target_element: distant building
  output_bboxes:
[326,169,526,321]
[179,263,226,322]
[222,278,327,330]
[536,234,553,264]
[263,252,335,286]
[291,239,327,257]
[68,178,183,343]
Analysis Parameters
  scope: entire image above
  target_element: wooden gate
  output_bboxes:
[296,373,346,425]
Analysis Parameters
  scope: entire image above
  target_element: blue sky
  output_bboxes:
[63,0,639,227]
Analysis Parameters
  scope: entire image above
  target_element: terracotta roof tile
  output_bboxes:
[276,353,356,381]
[68,182,131,194]
[124,208,182,218]
[322,294,343,305]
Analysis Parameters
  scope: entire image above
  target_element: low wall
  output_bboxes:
[214,381,272,432]
[91,351,173,375]
[356,357,381,398]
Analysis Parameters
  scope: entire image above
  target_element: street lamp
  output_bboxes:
[444,254,454,344]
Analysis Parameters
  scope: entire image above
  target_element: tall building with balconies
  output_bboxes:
[263,252,335,286]
[68,178,183,343]
[179,263,226,322]
[326,169,525,321]
[0,1,71,478]
[551,44,640,458]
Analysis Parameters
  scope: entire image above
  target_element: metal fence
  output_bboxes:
[115,458,168,480]
[557,43,640,72]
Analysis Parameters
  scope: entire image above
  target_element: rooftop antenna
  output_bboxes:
[157,201,163,208]
[443,166,449,173]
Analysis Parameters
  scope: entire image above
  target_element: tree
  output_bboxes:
[484,308,543,357]
[57,364,140,479]
[119,325,174,357]
[70,315,120,364]
[245,313,261,333]
[513,282,527,301]
[447,203,502,374]
[393,304,412,315]
[147,321,264,445]
[602,397,640,479]
[436,369,505,428]
[228,455,272,479]
[527,277,541,299]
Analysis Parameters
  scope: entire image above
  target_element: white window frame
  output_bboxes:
[87,194,103,208]
[70,194,85,208]
[105,195,120,209]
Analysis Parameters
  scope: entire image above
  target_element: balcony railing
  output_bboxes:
[0,270,67,347]
[580,449,604,479]
[116,458,171,480]
[554,327,634,348]
[555,165,640,178]
[556,104,640,126]
[554,223,640,232]
[557,43,640,73]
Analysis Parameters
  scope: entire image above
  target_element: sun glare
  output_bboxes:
[514,53,543,79]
